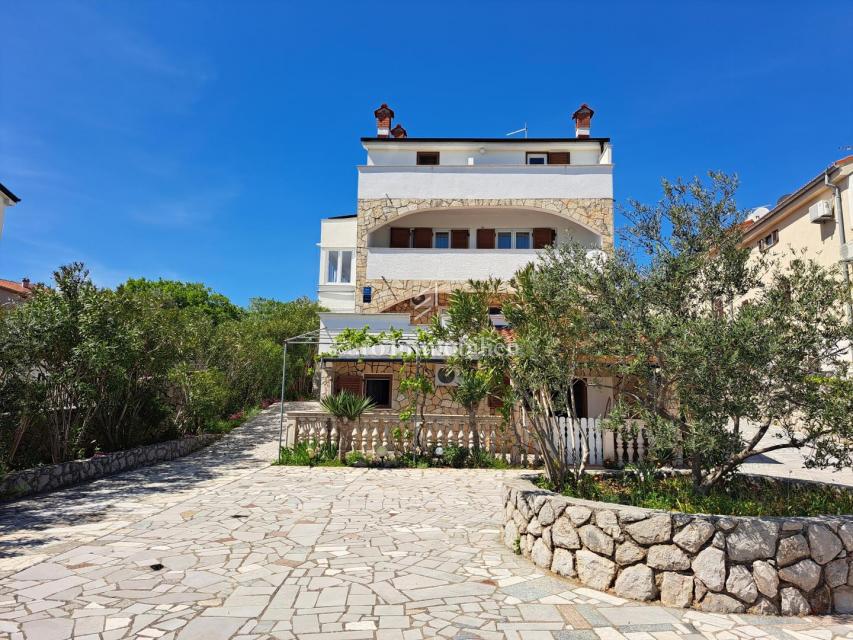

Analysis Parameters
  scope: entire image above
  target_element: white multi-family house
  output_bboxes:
[314,104,616,416]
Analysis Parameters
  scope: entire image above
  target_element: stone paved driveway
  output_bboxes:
[0,407,850,639]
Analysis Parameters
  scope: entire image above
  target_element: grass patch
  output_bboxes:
[536,473,853,517]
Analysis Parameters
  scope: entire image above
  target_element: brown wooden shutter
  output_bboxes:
[488,375,511,409]
[548,152,570,165]
[451,229,469,249]
[533,228,556,249]
[477,228,495,249]
[334,375,363,396]
[412,227,432,248]
[389,227,410,248]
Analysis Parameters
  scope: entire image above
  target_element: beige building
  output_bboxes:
[0,278,33,308]
[0,182,20,241]
[741,155,853,321]
[314,104,617,416]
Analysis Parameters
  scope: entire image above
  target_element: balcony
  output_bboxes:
[357,163,613,200]
[365,247,541,281]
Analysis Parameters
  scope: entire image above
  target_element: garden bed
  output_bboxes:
[536,473,853,517]
[503,476,853,616]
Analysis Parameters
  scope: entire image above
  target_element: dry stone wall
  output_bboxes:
[0,434,220,501]
[502,477,853,616]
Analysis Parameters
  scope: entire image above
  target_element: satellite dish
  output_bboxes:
[747,206,771,222]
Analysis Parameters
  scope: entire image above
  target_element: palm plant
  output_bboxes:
[451,369,492,453]
[320,390,376,462]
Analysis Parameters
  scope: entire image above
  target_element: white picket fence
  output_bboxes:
[286,412,653,467]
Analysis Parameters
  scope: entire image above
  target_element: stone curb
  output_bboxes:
[501,476,853,616]
[0,434,221,502]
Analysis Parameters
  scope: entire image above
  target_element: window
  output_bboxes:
[364,376,391,408]
[434,231,450,248]
[326,250,353,284]
[496,230,533,249]
[526,152,548,165]
[758,230,779,252]
[417,151,440,165]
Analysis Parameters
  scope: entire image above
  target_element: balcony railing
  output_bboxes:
[366,247,541,281]
[357,164,613,200]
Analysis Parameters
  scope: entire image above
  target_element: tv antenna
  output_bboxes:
[506,123,528,138]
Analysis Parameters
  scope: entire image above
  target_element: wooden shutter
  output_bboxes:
[451,229,469,249]
[548,152,570,165]
[533,228,556,249]
[477,228,495,249]
[389,227,409,248]
[334,375,363,396]
[412,228,432,248]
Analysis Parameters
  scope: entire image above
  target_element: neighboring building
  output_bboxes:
[0,182,21,241]
[315,104,616,415]
[741,156,853,320]
[0,278,33,308]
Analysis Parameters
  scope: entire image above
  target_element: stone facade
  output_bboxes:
[502,476,853,616]
[319,360,495,415]
[0,434,220,501]
[355,197,613,313]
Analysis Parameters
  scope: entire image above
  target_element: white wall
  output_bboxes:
[367,208,601,248]
[319,216,357,247]
[358,165,613,200]
[317,286,356,312]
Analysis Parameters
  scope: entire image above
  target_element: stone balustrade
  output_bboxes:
[0,434,220,501]
[502,476,853,616]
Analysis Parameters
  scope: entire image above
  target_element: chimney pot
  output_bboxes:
[21,277,30,289]
[374,103,395,138]
[390,124,407,139]
[571,103,595,139]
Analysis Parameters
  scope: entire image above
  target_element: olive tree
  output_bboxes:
[575,172,853,492]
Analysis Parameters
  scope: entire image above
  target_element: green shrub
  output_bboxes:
[276,440,338,466]
[345,450,367,466]
[440,445,469,468]
[550,472,853,517]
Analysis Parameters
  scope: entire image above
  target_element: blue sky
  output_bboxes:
[1,1,851,305]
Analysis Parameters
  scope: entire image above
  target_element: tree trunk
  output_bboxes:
[469,405,480,454]
[338,418,350,462]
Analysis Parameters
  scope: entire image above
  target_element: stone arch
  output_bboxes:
[357,197,613,246]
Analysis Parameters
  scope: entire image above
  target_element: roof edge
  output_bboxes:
[360,137,610,144]
[0,183,20,203]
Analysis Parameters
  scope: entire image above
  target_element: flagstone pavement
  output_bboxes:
[0,406,850,640]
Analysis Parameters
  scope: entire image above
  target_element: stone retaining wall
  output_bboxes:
[0,434,220,501]
[502,477,853,616]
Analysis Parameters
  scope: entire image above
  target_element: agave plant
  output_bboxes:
[320,391,376,461]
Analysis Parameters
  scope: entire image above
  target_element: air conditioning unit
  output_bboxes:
[841,242,853,263]
[435,366,459,386]
[809,200,834,223]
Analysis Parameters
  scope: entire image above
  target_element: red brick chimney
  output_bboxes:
[572,104,594,139]
[390,124,407,139]
[374,103,394,138]
[21,277,31,289]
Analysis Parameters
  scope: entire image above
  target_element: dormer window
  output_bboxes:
[417,151,440,166]
[758,230,779,252]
